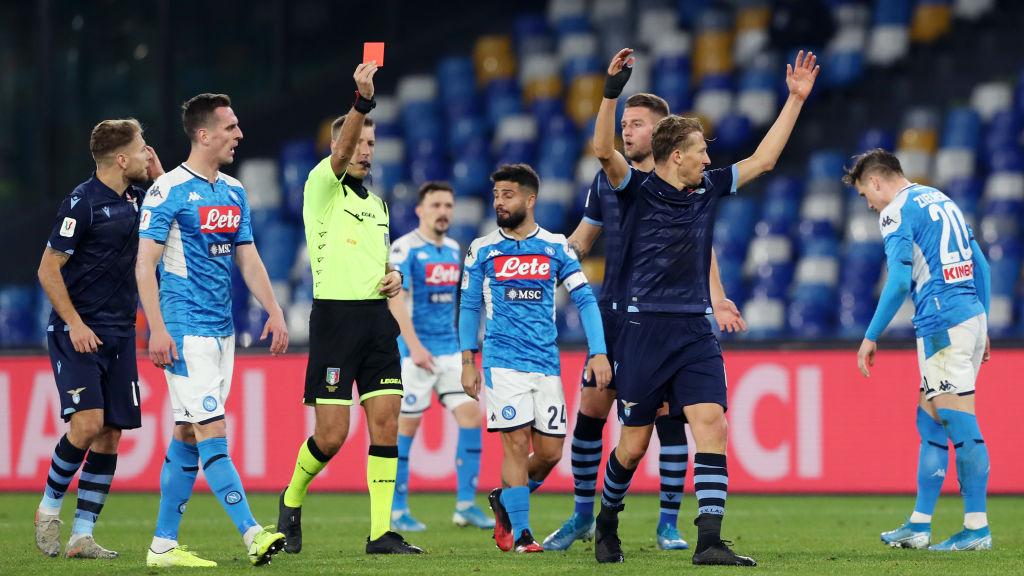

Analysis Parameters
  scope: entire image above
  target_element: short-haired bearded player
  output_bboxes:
[544,49,747,553]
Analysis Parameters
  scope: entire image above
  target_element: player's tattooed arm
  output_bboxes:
[38,247,102,353]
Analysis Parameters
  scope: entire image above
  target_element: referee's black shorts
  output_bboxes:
[304,299,403,406]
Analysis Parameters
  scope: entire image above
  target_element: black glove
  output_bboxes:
[604,63,633,99]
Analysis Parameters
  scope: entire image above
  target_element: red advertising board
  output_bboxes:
[0,350,1020,493]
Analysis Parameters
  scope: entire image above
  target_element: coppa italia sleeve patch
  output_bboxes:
[59,217,77,237]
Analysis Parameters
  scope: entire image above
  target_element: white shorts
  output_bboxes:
[484,367,566,436]
[917,314,987,400]
[400,352,473,415]
[165,334,235,424]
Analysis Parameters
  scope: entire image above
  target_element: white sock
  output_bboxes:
[964,512,988,530]
[37,505,60,517]
[243,525,261,549]
[150,536,178,554]
[68,532,89,546]
[455,501,474,511]
[909,511,932,524]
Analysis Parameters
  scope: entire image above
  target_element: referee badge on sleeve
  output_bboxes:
[325,367,341,385]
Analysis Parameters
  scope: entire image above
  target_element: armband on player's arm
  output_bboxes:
[865,250,913,342]
[970,238,990,316]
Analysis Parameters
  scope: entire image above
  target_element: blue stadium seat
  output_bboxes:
[941,107,982,149]
[448,116,490,156]
[279,139,318,221]
[676,0,712,27]
[451,152,494,199]
[858,128,896,152]
[437,56,477,104]
[989,149,1023,173]
[652,69,691,114]
[250,210,300,282]
[532,99,568,129]
[714,113,753,151]
[0,285,37,347]
[823,49,864,88]
[873,0,913,24]
[486,79,524,127]
[945,176,983,216]
[751,262,795,299]
[408,155,449,185]
[808,150,847,181]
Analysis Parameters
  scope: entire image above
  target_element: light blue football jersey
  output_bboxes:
[459,226,604,376]
[389,230,461,357]
[878,184,985,337]
[139,164,254,338]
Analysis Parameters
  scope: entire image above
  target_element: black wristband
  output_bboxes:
[353,91,376,114]
[604,64,633,99]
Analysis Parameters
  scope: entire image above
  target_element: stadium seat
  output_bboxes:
[485,78,524,128]
[495,114,539,166]
[521,54,563,103]
[237,158,281,211]
[451,152,494,200]
[0,285,37,348]
[371,138,406,196]
[693,28,733,84]
[742,296,786,339]
[858,128,896,152]
[473,35,516,86]
[566,73,604,127]
[866,24,909,66]
[910,0,952,43]
[371,96,402,138]
[941,107,982,149]
[693,74,734,126]
[808,150,847,181]
[895,149,933,183]
[933,148,976,186]
[953,0,996,20]
[279,139,318,221]
[733,4,771,69]
[971,82,1013,122]
[638,7,680,48]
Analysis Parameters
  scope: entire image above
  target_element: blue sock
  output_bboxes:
[937,408,989,515]
[693,452,728,516]
[72,451,117,537]
[455,427,481,506]
[500,486,530,540]
[570,412,604,518]
[914,407,947,519]
[40,434,87,513]
[154,439,199,541]
[393,433,413,512]
[528,478,543,493]
[197,438,258,535]
[600,450,636,509]
[655,416,687,527]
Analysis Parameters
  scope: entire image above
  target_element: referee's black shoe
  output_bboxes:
[691,541,757,566]
[366,531,423,554]
[594,502,624,563]
[277,490,302,554]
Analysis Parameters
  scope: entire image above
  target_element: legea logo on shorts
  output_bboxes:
[494,255,551,280]
[198,206,241,234]
[425,263,460,286]
[501,405,517,420]
[203,395,218,412]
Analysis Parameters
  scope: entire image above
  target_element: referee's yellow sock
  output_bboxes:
[367,445,399,540]
[283,437,331,508]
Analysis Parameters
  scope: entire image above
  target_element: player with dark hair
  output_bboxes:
[546,49,746,553]
[849,149,993,551]
[590,50,818,566]
[35,118,162,560]
[138,93,288,567]
[460,164,611,553]
[387,181,494,531]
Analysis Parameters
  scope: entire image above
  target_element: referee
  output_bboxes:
[278,61,422,555]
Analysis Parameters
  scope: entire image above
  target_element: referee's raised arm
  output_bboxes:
[330,62,379,178]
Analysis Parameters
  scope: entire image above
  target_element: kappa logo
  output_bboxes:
[228,190,240,203]
[188,191,203,202]
[67,387,86,405]
[931,468,947,478]
[938,380,956,392]
[621,400,638,417]
[417,251,428,260]
[486,249,504,259]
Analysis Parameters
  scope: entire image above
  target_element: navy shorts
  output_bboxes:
[580,307,623,390]
[613,313,727,426]
[47,329,141,429]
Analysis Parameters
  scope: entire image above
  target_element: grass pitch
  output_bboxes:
[2,492,1022,575]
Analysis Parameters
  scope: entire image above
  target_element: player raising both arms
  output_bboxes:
[546,48,746,553]
[851,149,993,551]
[460,164,611,553]
[591,50,818,566]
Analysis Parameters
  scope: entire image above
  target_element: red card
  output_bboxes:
[363,42,384,67]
